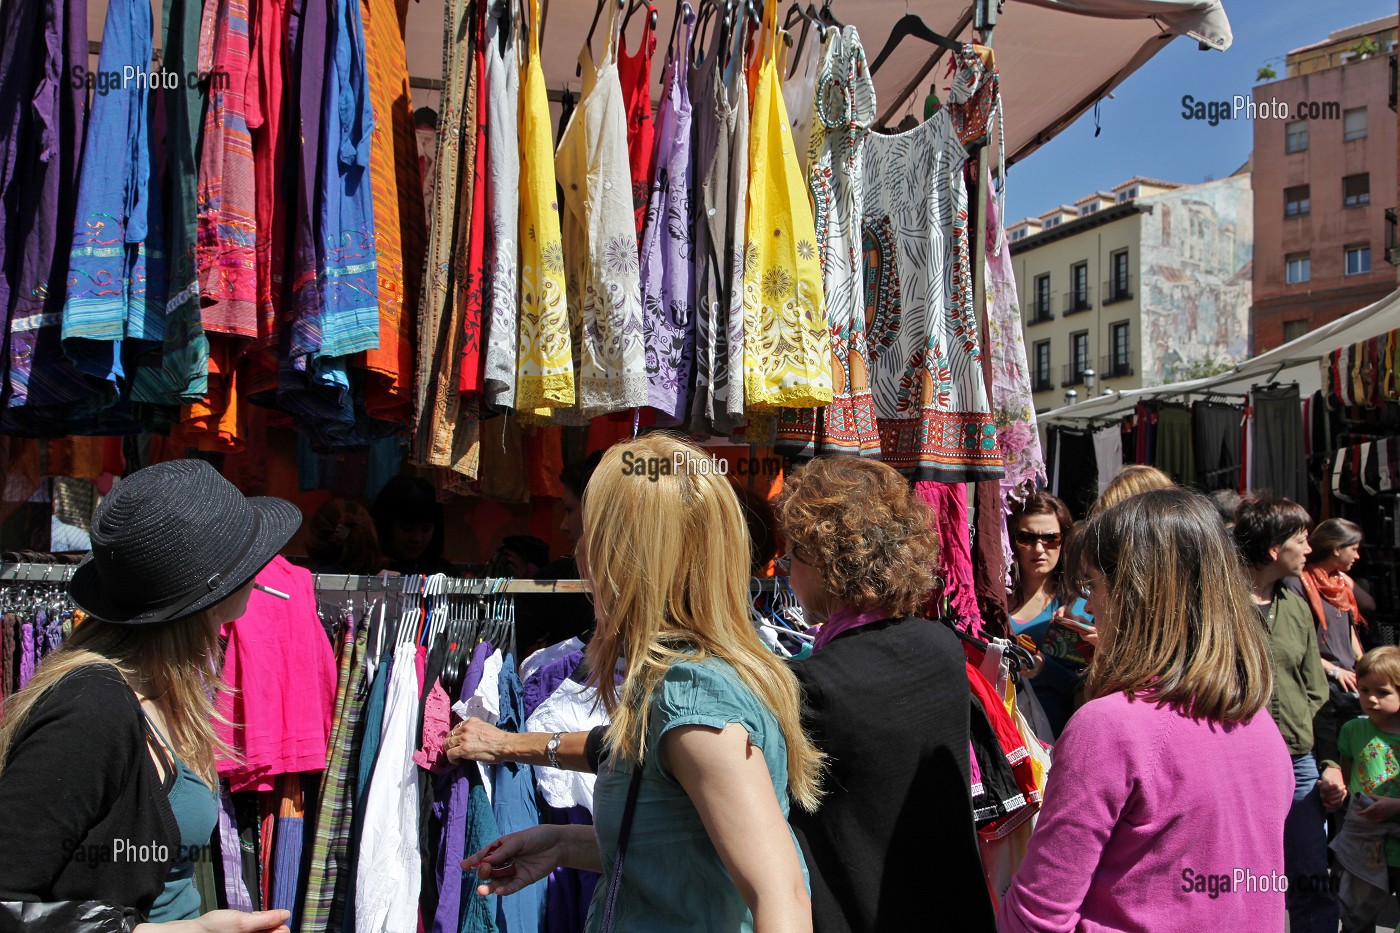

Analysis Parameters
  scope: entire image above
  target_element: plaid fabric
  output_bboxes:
[298,612,369,930]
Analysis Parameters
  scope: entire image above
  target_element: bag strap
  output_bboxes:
[597,764,646,932]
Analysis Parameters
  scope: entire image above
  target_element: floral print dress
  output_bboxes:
[553,0,647,419]
[741,0,832,411]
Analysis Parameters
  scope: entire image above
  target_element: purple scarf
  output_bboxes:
[812,607,897,653]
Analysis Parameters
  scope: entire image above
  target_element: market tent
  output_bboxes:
[1039,285,1400,426]
[398,0,1231,165]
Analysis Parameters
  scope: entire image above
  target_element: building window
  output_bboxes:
[1043,215,1062,228]
[1070,332,1090,384]
[1070,262,1090,311]
[1343,174,1370,208]
[1105,250,1131,302]
[1284,185,1310,218]
[1282,319,1309,343]
[1078,203,1099,217]
[1034,341,1052,392]
[1110,322,1131,376]
[1345,245,1372,275]
[1344,106,1368,141]
[1286,120,1309,153]
[1285,252,1311,284]
[1009,227,1027,241]
[1115,186,1139,203]
[1033,274,1051,321]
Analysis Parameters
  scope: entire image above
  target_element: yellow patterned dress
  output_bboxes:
[741,0,832,410]
[515,0,575,415]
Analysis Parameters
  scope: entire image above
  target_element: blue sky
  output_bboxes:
[1007,0,1398,222]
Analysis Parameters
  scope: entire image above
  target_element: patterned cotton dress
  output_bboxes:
[861,108,1003,482]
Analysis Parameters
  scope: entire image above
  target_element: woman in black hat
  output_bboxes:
[0,460,299,932]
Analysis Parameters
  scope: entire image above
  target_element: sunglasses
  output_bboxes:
[1014,531,1063,548]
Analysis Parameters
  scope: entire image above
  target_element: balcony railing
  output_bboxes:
[1061,364,1089,387]
[1033,375,1055,393]
[1099,354,1134,378]
[1028,297,1054,324]
[1063,287,1093,314]
[1103,274,1134,304]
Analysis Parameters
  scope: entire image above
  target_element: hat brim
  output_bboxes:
[70,497,303,626]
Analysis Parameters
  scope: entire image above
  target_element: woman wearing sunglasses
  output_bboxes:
[1007,492,1091,737]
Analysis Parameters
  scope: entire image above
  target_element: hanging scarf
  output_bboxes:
[1300,566,1365,632]
[813,606,897,653]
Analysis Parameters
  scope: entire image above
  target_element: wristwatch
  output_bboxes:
[547,732,563,770]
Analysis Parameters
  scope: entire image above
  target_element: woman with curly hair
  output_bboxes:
[775,457,995,932]
[466,434,824,932]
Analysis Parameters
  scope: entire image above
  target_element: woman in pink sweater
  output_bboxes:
[999,488,1295,933]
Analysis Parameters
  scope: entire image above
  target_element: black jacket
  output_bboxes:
[0,664,178,916]
[790,616,996,933]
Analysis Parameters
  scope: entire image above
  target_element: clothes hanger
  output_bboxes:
[580,0,626,76]
[869,11,961,76]
[817,0,840,28]
[621,0,659,38]
[665,0,694,66]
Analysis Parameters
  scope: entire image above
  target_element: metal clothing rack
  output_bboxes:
[0,563,788,594]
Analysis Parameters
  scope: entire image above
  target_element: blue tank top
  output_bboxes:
[141,711,219,923]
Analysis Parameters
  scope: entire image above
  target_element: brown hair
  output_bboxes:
[1088,465,1175,517]
[774,457,940,618]
[1007,491,1073,603]
[1357,646,1400,687]
[1308,518,1363,565]
[1067,487,1273,724]
[1233,496,1311,568]
[306,498,383,575]
[581,434,825,811]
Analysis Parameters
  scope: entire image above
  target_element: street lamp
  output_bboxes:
[1083,368,1097,393]
[1064,389,1078,406]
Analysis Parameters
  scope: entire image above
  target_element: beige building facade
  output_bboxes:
[1010,175,1254,413]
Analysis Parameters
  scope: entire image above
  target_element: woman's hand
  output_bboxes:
[447,717,510,764]
[464,824,600,896]
[1318,766,1348,810]
[1331,666,1358,693]
[134,909,292,933]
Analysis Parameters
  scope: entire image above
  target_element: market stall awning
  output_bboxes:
[396,0,1231,165]
[1039,286,1400,426]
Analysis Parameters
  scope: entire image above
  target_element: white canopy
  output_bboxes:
[400,0,1231,165]
[1039,286,1400,427]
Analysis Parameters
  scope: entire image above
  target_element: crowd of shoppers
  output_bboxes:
[2,432,1393,932]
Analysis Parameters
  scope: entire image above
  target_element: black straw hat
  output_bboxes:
[70,460,302,625]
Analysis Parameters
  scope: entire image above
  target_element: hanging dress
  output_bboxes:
[514,0,574,415]
[359,0,426,424]
[740,0,831,411]
[617,4,659,240]
[777,25,877,457]
[638,5,696,424]
[553,2,648,419]
[781,22,823,176]
[861,94,1003,482]
[482,3,522,412]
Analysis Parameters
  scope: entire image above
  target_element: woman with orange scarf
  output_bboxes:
[1289,518,1375,769]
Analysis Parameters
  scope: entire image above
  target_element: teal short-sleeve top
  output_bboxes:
[586,658,808,932]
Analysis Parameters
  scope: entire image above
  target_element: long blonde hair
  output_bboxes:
[581,434,825,812]
[0,614,232,789]
[1068,487,1273,723]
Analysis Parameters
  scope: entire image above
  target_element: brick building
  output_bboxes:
[1251,15,1399,352]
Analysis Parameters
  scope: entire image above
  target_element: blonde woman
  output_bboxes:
[1000,488,1294,932]
[1087,463,1174,517]
[467,435,823,932]
[0,461,298,932]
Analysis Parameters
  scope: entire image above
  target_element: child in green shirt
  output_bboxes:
[1319,645,1400,930]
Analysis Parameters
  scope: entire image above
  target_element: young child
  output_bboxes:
[1319,645,1400,932]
